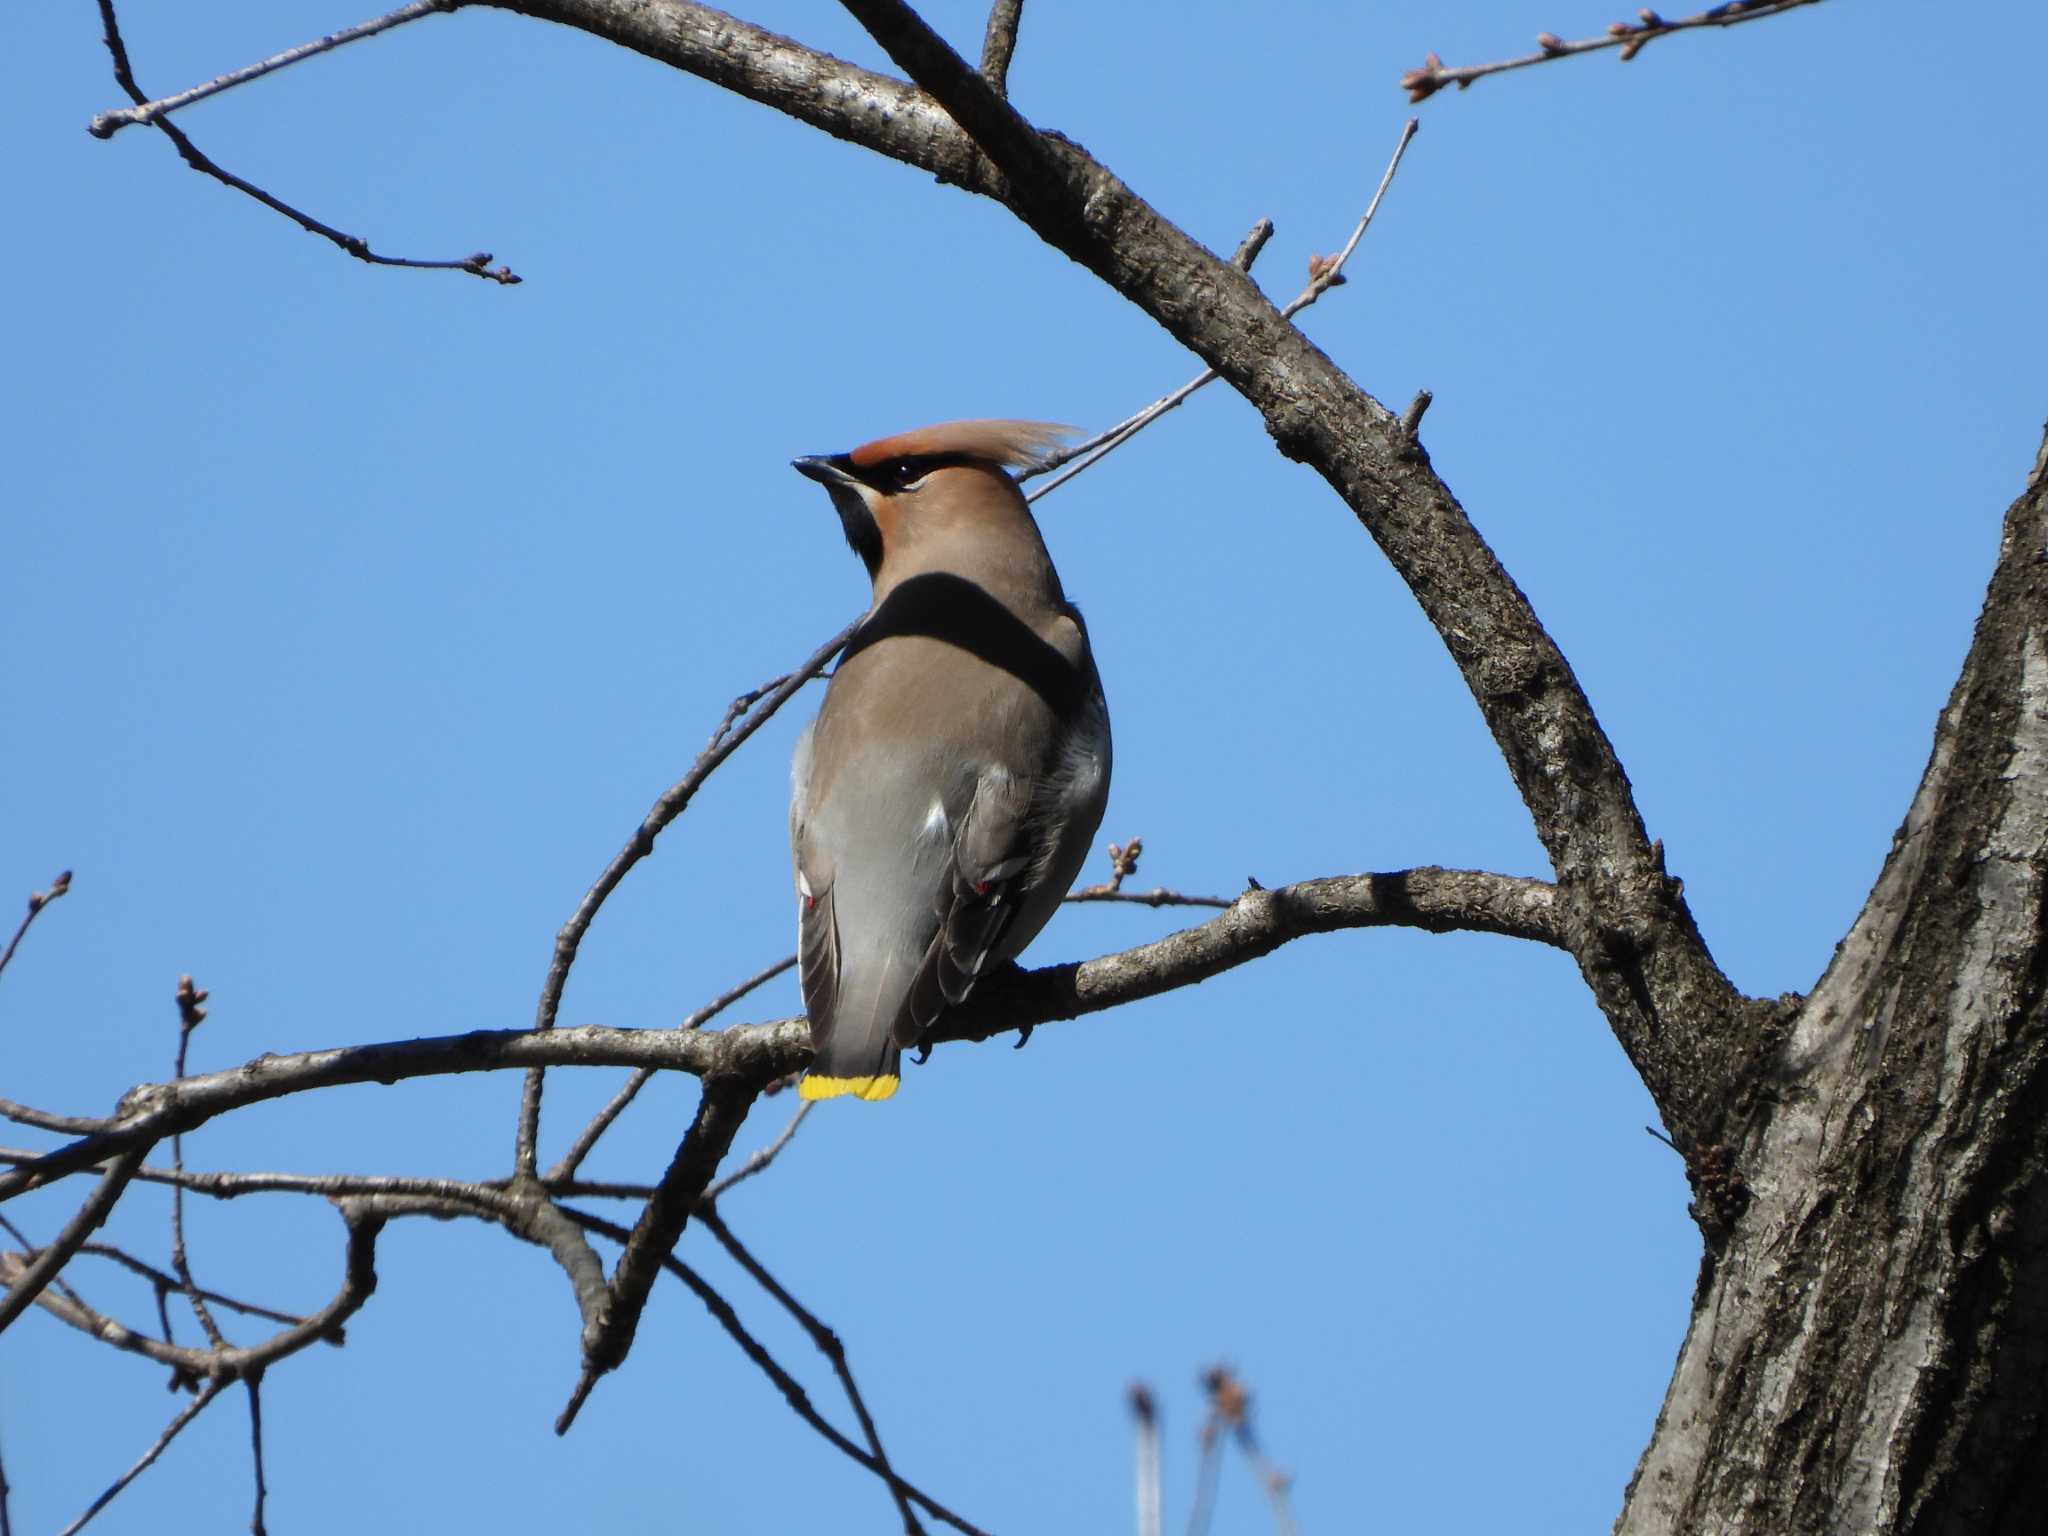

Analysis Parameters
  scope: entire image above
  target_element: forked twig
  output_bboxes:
[89,0,517,283]
[90,0,462,137]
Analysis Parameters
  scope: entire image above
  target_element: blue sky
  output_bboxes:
[6,1,2044,1531]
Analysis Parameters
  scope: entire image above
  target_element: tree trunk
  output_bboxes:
[1621,428,2048,1533]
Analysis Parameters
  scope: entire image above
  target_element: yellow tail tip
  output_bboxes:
[798,1072,900,1103]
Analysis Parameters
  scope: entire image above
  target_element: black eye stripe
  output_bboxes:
[851,452,977,493]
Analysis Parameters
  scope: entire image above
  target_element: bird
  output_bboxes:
[788,419,1112,1102]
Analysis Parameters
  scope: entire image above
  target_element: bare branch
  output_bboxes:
[1022,119,1418,502]
[72,1242,302,1326]
[0,870,70,983]
[1067,838,1231,908]
[546,953,797,1185]
[1400,388,1433,438]
[56,1377,229,1536]
[556,1076,755,1431]
[245,1372,270,1536]
[0,1100,111,1136]
[1400,0,1826,102]
[10,1204,384,1387]
[89,0,463,137]
[1,868,1562,1198]
[978,0,1023,94]
[0,1146,147,1333]
[697,1206,923,1535]
[90,0,519,283]
[563,1204,990,1536]
[169,976,226,1351]
[1230,217,1275,271]
[517,625,852,1176]
[699,1100,812,1205]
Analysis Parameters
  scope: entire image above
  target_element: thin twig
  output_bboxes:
[0,1099,111,1136]
[0,1421,11,1536]
[169,976,227,1351]
[1068,838,1230,907]
[516,626,852,1177]
[55,1377,228,1536]
[1400,0,1826,102]
[699,1101,812,1205]
[90,0,461,137]
[0,1147,148,1333]
[978,0,1024,94]
[90,0,518,283]
[1400,388,1433,438]
[1022,119,1418,502]
[1231,218,1275,271]
[564,1205,987,1536]
[246,1373,269,1536]
[698,1207,923,1535]
[75,1242,302,1326]
[545,953,797,1185]
[0,871,70,983]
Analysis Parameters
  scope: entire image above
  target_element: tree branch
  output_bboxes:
[3,1204,383,1381]
[472,0,1748,1141]
[978,0,1023,95]
[1399,0,1827,104]
[698,1205,923,1533]
[55,1377,229,1536]
[556,1075,755,1432]
[89,0,519,283]
[517,625,850,1176]
[88,1,465,136]
[0,1147,147,1333]
[546,953,797,1185]
[0,871,70,984]
[1,867,1561,1201]
[562,1204,990,1535]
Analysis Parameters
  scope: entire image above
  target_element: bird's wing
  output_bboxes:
[900,766,1037,1046]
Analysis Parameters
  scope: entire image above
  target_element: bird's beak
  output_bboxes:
[793,454,859,487]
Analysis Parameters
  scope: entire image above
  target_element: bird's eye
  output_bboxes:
[885,459,924,490]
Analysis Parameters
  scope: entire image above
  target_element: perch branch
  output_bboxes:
[547,952,797,1185]
[1,868,1561,1199]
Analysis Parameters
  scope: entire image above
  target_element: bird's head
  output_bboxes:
[793,419,1072,581]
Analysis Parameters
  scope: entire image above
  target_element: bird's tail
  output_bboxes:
[799,1028,901,1102]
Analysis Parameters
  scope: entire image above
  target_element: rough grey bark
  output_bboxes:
[1620,434,2048,1534]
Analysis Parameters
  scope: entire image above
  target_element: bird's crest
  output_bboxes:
[848,419,1074,475]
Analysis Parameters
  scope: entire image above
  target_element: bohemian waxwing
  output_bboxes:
[789,419,1112,1102]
